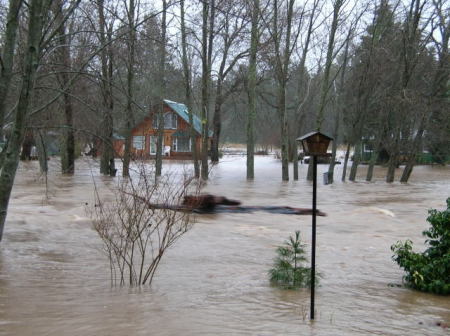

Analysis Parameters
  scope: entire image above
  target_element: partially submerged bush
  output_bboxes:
[89,163,199,286]
[391,198,450,295]
[269,231,316,289]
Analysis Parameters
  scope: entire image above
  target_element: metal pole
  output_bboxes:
[310,155,317,320]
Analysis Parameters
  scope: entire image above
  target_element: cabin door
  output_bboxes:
[150,136,157,155]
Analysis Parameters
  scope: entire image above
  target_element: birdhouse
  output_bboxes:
[296,131,333,156]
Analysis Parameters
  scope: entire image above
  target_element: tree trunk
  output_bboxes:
[53,0,75,174]
[307,159,313,181]
[366,149,378,182]
[349,142,361,181]
[366,139,383,181]
[0,0,23,140]
[98,0,115,176]
[201,11,209,180]
[279,86,289,181]
[122,0,136,177]
[293,141,298,180]
[35,130,48,173]
[400,14,449,183]
[20,133,33,161]
[400,127,424,182]
[211,89,222,163]
[341,143,350,181]
[386,154,397,183]
[155,0,167,177]
[155,102,164,177]
[327,32,350,184]
[327,109,340,184]
[246,0,259,180]
[200,0,215,180]
[273,0,295,181]
[180,0,199,178]
[293,0,318,181]
[0,0,46,241]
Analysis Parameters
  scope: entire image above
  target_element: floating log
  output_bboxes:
[134,194,326,216]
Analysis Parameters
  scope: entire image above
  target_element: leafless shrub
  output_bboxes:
[89,162,200,286]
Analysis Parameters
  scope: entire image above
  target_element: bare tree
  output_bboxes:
[155,0,167,177]
[292,0,320,180]
[272,0,296,181]
[400,0,449,182]
[0,0,23,141]
[246,0,259,179]
[0,0,49,241]
[122,0,137,177]
[386,0,427,183]
[200,0,216,180]
[305,0,346,181]
[53,0,77,174]
[210,2,249,163]
[180,0,200,178]
[97,0,116,176]
[327,32,351,184]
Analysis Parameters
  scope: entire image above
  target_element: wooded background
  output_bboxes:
[0,0,448,239]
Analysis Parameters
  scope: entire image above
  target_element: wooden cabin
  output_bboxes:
[113,99,211,159]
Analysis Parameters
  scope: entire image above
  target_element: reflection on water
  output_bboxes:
[0,157,449,335]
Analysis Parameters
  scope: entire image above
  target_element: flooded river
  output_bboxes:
[0,156,449,335]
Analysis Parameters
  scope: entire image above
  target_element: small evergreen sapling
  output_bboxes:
[391,198,450,295]
[269,231,316,289]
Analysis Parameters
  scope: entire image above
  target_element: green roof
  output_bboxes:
[113,133,125,140]
[172,130,190,137]
[164,99,213,137]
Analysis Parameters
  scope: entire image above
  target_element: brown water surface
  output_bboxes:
[0,156,449,335]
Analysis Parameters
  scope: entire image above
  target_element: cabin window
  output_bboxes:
[133,135,145,150]
[149,136,157,154]
[153,112,177,129]
[172,137,191,152]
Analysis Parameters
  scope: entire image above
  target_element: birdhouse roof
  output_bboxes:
[296,131,333,141]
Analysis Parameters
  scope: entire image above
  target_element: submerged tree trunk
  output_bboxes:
[327,32,350,184]
[293,141,298,180]
[386,154,398,183]
[180,0,199,178]
[122,0,136,177]
[35,130,48,173]
[200,0,209,180]
[293,0,318,181]
[0,0,23,140]
[211,90,222,163]
[366,149,378,182]
[155,0,167,177]
[366,139,382,181]
[98,0,115,176]
[54,0,75,174]
[307,159,313,181]
[349,142,361,181]
[20,133,33,160]
[279,86,289,181]
[341,143,351,182]
[273,0,295,181]
[246,0,259,180]
[400,14,449,183]
[0,0,46,241]
[327,119,339,184]
[200,0,215,180]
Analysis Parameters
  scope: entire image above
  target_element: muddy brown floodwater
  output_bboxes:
[0,156,449,335]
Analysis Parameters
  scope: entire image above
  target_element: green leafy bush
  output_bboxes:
[391,198,450,295]
[269,231,316,289]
